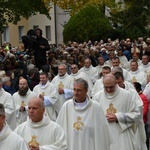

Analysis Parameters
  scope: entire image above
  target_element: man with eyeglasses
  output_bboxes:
[70,64,93,97]
[56,78,112,150]
[93,74,140,150]
[0,103,29,150]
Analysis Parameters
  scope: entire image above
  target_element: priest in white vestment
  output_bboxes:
[93,74,141,150]
[117,48,129,70]
[12,78,37,126]
[0,103,29,150]
[79,58,98,84]
[70,64,93,97]
[95,56,109,77]
[33,72,61,121]
[139,54,150,73]
[113,72,147,150]
[0,78,16,130]
[111,57,131,82]
[129,61,147,88]
[92,66,111,96]
[56,78,112,150]
[15,97,67,150]
[51,64,73,107]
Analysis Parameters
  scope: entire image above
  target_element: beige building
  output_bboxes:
[1,5,70,47]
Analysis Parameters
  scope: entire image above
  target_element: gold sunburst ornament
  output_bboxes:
[73,116,84,131]
[107,103,116,113]
[58,81,64,89]
[28,135,39,147]
[21,101,26,107]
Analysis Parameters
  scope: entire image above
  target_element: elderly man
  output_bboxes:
[0,78,16,130]
[70,64,93,97]
[79,58,98,84]
[0,103,29,150]
[56,78,112,150]
[33,72,61,121]
[51,64,73,107]
[93,74,140,150]
[15,97,67,150]
[12,78,37,126]
[129,60,147,88]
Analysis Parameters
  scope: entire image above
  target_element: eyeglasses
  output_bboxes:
[71,67,77,70]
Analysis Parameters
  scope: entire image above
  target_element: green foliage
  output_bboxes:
[110,0,150,40]
[63,5,113,43]
[0,0,50,32]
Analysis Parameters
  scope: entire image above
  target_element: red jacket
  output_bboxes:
[139,93,149,123]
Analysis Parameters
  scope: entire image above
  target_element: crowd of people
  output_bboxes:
[1,29,150,149]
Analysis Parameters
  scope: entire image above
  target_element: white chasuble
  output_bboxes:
[15,115,67,150]
[33,81,61,121]
[93,86,141,150]
[56,97,112,150]
[12,89,37,126]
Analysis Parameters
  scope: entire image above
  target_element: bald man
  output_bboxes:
[93,74,141,150]
[12,78,37,125]
[15,97,67,150]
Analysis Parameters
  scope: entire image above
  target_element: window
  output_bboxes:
[3,26,9,42]
[33,26,39,30]
[45,26,51,41]
[18,26,24,41]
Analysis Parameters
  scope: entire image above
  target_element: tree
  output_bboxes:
[109,0,150,39]
[63,5,113,43]
[0,0,51,32]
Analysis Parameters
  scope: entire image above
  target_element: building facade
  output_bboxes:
[1,5,70,47]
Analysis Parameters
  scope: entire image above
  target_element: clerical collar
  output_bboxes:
[40,81,48,89]
[58,73,68,79]
[74,99,87,108]
[142,63,150,68]
[84,65,92,71]
[104,85,119,99]
[130,69,140,74]
[71,71,80,76]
